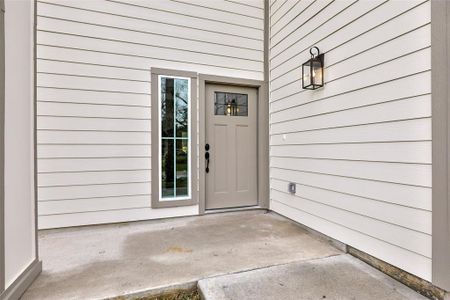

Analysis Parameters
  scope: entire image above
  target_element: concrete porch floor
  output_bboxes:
[23,210,342,299]
[21,210,424,299]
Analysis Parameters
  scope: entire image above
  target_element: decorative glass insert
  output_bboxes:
[214,92,248,116]
[159,76,190,200]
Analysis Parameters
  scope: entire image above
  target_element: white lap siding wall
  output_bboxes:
[36,0,264,229]
[268,0,432,281]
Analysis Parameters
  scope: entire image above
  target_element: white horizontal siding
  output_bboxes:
[38,145,151,158]
[271,157,431,187]
[38,195,151,215]
[38,131,151,145]
[39,157,151,173]
[38,205,199,229]
[39,182,151,201]
[36,0,264,229]
[38,117,151,132]
[270,168,431,211]
[38,87,150,106]
[269,0,432,281]
[38,170,151,187]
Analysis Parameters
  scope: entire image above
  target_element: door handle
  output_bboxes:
[205,149,210,173]
[205,144,210,173]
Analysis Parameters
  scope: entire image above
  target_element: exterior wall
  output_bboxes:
[36,0,264,228]
[4,0,38,288]
[268,0,432,281]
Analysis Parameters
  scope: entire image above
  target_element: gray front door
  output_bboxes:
[205,84,258,210]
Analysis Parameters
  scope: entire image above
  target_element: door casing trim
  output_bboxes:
[198,75,269,214]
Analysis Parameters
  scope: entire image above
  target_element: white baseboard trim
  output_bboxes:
[1,259,42,300]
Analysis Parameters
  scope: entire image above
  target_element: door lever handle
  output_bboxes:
[205,151,210,173]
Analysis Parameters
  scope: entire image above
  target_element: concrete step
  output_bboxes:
[197,254,426,300]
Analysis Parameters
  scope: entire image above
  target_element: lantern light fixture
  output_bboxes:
[302,46,324,90]
[226,98,238,116]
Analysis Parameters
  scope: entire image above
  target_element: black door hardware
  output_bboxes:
[205,144,210,173]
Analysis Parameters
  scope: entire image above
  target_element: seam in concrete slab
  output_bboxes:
[196,253,345,282]
[204,207,266,215]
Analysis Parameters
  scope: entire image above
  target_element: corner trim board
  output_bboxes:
[33,0,39,264]
[431,0,450,291]
[0,259,42,300]
[264,0,269,84]
[0,0,4,293]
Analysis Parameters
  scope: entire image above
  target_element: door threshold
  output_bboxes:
[204,206,266,214]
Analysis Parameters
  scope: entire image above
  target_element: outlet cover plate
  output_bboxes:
[288,182,296,194]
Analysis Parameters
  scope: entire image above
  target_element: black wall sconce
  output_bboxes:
[302,46,324,90]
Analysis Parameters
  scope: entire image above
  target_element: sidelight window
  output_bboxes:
[159,75,191,200]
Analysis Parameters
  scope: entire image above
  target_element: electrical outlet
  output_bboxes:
[288,182,296,194]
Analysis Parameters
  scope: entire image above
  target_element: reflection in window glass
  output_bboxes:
[160,76,190,200]
[161,139,174,198]
[176,79,189,138]
[214,92,248,116]
[176,139,188,197]
[161,78,174,137]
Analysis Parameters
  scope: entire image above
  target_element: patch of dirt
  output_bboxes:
[165,246,193,253]
[137,289,200,300]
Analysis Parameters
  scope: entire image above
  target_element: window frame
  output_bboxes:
[151,68,197,209]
